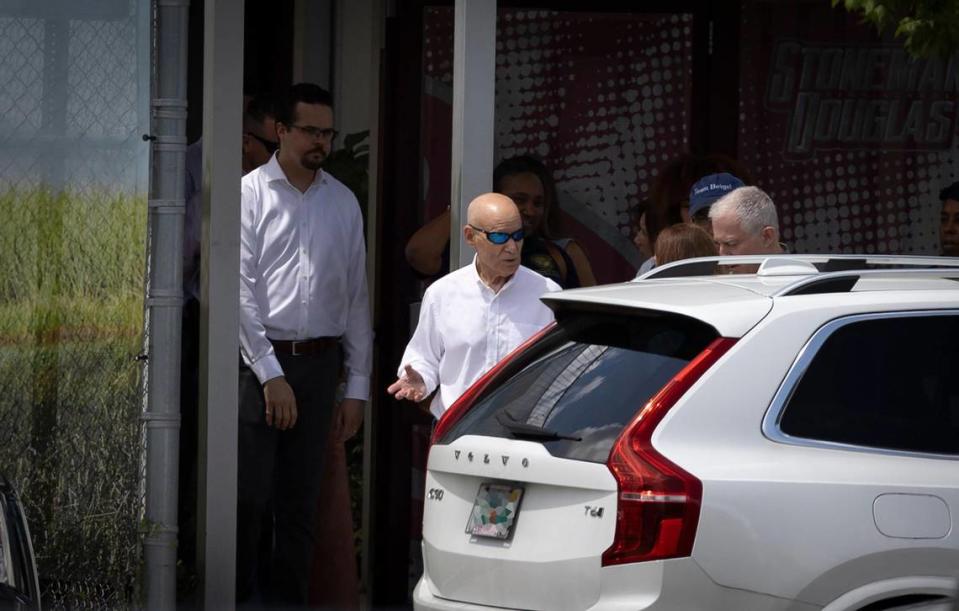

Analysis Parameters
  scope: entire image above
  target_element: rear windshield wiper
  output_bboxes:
[495,411,581,441]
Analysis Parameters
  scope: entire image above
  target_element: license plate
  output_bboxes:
[466,483,524,540]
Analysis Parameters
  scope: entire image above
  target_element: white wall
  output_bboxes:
[293,0,333,89]
[333,0,382,139]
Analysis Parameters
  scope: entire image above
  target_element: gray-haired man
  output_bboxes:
[709,186,784,257]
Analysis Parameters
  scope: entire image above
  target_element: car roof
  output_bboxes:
[544,277,776,337]
[542,255,959,338]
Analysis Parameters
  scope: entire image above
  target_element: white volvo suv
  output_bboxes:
[413,255,959,611]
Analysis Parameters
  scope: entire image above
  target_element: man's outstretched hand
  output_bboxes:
[387,364,428,402]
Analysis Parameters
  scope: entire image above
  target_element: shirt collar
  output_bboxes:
[469,255,518,295]
[262,153,327,189]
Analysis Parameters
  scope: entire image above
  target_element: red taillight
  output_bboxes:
[430,322,557,445]
[602,337,737,566]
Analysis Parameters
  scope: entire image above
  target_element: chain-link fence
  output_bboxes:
[0,1,151,607]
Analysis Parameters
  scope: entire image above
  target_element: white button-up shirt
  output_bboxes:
[399,260,560,418]
[239,154,372,400]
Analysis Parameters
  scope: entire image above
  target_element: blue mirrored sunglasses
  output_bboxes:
[469,225,525,245]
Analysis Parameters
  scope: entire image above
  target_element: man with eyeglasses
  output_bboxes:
[388,193,560,418]
[177,91,277,586]
[184,92,277,304]
[237,83,371,605]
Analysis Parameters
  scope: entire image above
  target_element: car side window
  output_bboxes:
[780,314,959,456]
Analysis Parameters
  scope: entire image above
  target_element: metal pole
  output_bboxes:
[144,0,190,608]
[197,0,243,606]
[450,0,496,271]
[361,0,386,599]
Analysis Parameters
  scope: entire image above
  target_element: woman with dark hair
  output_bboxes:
[630,199,654,272]
[404,155,595,288]
[493,155,595,287]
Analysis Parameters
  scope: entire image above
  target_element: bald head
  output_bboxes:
[464,192,524,288]
[467,193,520,227]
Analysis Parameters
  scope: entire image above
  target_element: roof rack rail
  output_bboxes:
[782,274,860,296]
[775,268,959,297]
[637,254,959,280]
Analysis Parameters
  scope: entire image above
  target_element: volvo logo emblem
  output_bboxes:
[450,449,528,468]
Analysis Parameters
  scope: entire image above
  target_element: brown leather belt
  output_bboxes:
[270,337,339,356]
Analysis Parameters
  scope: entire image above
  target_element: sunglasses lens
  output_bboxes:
[487,232,509,245]
[512,230,525,241]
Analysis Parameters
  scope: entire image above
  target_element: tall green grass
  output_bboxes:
[0,186,147,606]
[0,188,145,340]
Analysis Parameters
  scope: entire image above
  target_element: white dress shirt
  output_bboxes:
[239,154,372,400]
[399,260,560,418]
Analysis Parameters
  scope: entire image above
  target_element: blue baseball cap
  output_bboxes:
[689,173,745,218]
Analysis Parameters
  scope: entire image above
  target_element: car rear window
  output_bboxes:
[780,314,959,456]
[439,309,718,462]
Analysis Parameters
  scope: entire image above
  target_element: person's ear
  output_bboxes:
[761,225,778,247]
[463,225,476,246]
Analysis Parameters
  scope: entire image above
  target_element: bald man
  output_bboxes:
[389,193,561,418]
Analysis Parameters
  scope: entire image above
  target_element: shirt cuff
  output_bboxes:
[250,354,283,386]
[344,374,370,401]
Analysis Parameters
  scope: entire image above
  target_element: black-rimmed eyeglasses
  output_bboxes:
[290,124,339,141]
[469,224,525,245]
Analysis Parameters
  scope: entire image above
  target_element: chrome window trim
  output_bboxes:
[762,309,959,461]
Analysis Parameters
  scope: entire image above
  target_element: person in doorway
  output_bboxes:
[183,93,278,303]
[644,153,753,252]
[236,83,370,605]
[939,181,959,257]
[389,193,559,418]
[632,200,657,276]
[709,186,784,273]
[177,92,277,593]
[631,201,653,261]
[709,186,783,257]
[495,155,595,287]
[404,156,595,288]
[687,172,745,235]
[404,205,453,278]
[653,223,718,266]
